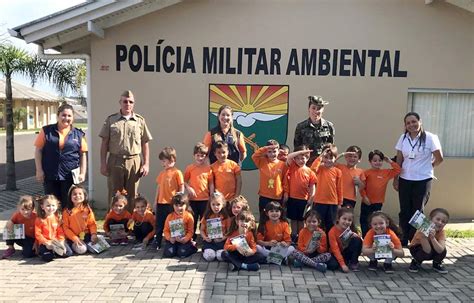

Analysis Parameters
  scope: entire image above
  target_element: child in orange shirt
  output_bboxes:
[155,147,184,249]
[409,208,449,274]
[201,192,229,261]
[2,196,37,259]
[104,191,132,245]
[130,195,155,248]
[63,185,98,254]
[335,145,365,208]
[327,208,362,272]
[285,145,317,240]
[291,211,331,272]
[360,150,401,237]
[311,144,343,232]
[256,201,294,262]
[162,193,197,258]
[211,141,242,201]
[277,144,290,162]
[35,195,72,262]
[222,211,266,271]
[185,143,214,240]
[252,140,287,217]
[362,211,404,273]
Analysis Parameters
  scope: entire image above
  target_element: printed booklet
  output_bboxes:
[2,224,25,240]
[169,219,185,238]
[230,234,252,254]
[409,210,435,237]
[109,224,127,240]
[306,230,322,253]
[87,235,110,253]
[206,218,223,239]
[267,245,289,265]
[374,234,392,259]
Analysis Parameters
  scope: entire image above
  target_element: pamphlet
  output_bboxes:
[374,234,392,259]
[71,167,81,184]
[206,218,223,240]
[109,224,127,240]
[2,224,25,240]
[87,235,110,253]
[169,219,185,238]
[267,245,289,265]
[230,234,252,254]
[409,210,435,237]
[306,230,322,253]
[339,227,354,248]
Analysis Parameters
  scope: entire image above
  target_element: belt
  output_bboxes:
[110,153,139,159]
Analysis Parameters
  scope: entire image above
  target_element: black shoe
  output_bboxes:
[383,263,394,274]
[368,260,378,271]
[409,259,420,273]
[433,262,448,274]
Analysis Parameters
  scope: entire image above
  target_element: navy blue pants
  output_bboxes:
[6,236,36,258]
[38,243,73,262]
[314,203,338,232]
[190,200,207,240]
[327,237,362,270]
[133,222,153,242]
[155,204,173,248]
[360,203,383,238]
[342,199,356,208]
[221,250,266,268]
[162,240,197,258]
[43,177,74,209]
[410,243,447,264]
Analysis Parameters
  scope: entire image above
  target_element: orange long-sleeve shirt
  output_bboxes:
[311,158,343,205]
[35,215,65,245]
[252,147,287,200]
[10,211,37,239]
[156,167,184,204]
[335,164,365,201]
[363,228,402,249]
[184,163,213,201]
[62,205,97,243]
[211,159,241,201]
[132,210,156,241]
[328,225,360,267]
[287,161,317,200]
[163,211,194,242]
[361,162,401,204]
[256,220,291,244]
[103,210,132,233]
[224,230,257,253]
[200,213,229,238]
[297,227,328,254]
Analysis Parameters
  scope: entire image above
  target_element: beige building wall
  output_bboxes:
[89,0,474,219]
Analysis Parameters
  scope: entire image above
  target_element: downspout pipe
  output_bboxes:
[37,44,94,200]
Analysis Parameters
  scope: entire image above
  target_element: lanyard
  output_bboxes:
[407,136,419,151]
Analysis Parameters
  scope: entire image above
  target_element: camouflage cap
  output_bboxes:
[308,95,329,106]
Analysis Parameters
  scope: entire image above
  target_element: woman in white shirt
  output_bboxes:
[394,112,443,246]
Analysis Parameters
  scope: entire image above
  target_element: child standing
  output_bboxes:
[360,150,401,237]
[256,201,294,261]
[2,196,37,259]
[131,195,155,247]
[162,193,197,258]
[327,208,362,272]
[285,145,317,240]
[222,211,265,271]
[362,211,404,273]
[155,147,184,249]
[252,140,287,216]
[278,144,290,162]
[211,141,242,201]
[200,192,229,261]
[335,146,366,208]
[184,143,214,240]
[63,185,98,254]
[35,195,72,262]
[291,210,331,272]
[409,208,449,274]
[311,144,343,232]
[104,192,132,245]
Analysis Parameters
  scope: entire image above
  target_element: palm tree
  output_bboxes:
[0,43,81,190]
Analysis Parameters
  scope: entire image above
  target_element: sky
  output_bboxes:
[0,0,86,95]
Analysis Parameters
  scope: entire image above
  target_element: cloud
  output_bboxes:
[212,111,284,127]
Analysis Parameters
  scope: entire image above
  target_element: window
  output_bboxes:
[408,90,474,157]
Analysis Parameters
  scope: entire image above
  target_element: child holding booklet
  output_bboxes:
[200,192,229,261]
[2,195,37,259]
[104,191,132,245]
[362,211,404,273]
[222,211,265,271]
[409,208,449,274]
[130,195,155,247]
[162,193,197,258]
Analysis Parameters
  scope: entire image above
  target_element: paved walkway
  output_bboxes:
[0,177,43,212]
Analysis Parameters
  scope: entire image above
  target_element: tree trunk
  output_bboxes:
[5,75,17,190]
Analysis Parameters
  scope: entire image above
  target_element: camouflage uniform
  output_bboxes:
[293,118,335,164]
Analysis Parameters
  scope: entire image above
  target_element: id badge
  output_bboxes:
[408,151,416,159]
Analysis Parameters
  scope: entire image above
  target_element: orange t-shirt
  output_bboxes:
[297,227,328,254]
[287,161,317,200]
[163,211,194,242]
[361,162,401,204]
[410,229,446,247]
[35,215,65,245]
[257,220,291,244]
[10,211,37,239]
[184,163,213,201]
[34,127,88,152]
[224,230,257,253]
[203,131,247,154]
[200,213,229,238]
[311,158,343,205]
[335,164,365,201]
[328,225,360,267]
[363,228,402,249]
[252,147,287,200]
[62,205,97,242]
[132,210,156,241]
[211,159,241,201]
[156,167,184,204]
[103,210,132,233]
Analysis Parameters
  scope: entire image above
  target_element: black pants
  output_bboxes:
[162,240,197,258]
[342,199,356,208]
[155,204,173,248]
[410,244,447,264]
[190,200,207,240]
[360,203,383,238]
[133,222,154,242]
[221,250,266,268]
[398,177,432,244]
[38,243,73,262]
[6,236,36,258]
[44,177,74,209]
[314,203,338,232]
[327,237,363,270]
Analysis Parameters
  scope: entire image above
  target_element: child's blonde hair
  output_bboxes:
[228,195,249,217]
[203,191,228,220]
[18,195,34,210]
[36,195,60,219]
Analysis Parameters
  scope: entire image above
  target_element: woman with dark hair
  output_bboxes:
[34,103,87,208]
[394,112,443,246]
[203,105,247,165]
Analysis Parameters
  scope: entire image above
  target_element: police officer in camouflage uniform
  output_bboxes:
[293,95,335,165]
[99,90,152,211]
